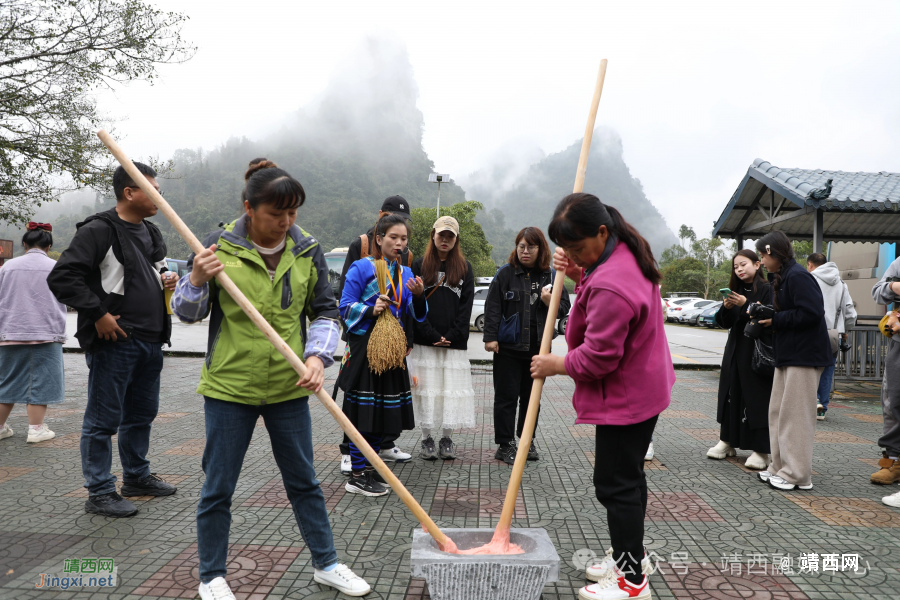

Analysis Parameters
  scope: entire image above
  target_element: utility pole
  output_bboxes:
[428,173,449,218]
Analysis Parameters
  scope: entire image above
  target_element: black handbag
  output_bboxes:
[751,338,775,377]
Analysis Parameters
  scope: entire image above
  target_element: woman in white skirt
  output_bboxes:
[0,223,68,444]
[409,216,476,459]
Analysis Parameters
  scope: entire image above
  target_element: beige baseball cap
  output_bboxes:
[433,216,460,236]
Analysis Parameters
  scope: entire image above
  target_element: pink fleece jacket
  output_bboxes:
[564,243,674,425]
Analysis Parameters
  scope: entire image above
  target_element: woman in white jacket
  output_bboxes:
[806,253,857,420]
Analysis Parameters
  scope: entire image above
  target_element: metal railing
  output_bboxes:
[834,315,891,381]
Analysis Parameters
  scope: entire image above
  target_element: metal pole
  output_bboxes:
[813,208,824,253]
[436,181,442,218]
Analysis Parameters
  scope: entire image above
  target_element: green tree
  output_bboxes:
[660,256,707,297]
[791,239,814,264]
[0,0,195,224]
[678,224,696,251]
[408,201,496,277]
[691,235,727,299]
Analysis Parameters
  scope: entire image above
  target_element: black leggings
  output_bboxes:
[594,415,658,584]
[493,351,541,445]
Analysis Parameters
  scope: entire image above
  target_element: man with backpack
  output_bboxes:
[48,162,180,517]
[335,195,415,473]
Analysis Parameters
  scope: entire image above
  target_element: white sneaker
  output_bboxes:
[379,446,411,462]
[0,424,12,440]
[586,547,655,582]
[314,563,371,596]
[757,470,773,482]
[340,455,352,475]
[768,476,813,491]
[579,573,651,599]
[198,577,236,600]
[26,424,55,443]
[643,442,654,461]
[707,440,736,459]
[883,489,900,508]
[744,452,768,470]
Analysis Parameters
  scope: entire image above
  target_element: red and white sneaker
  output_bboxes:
[586,547,655,581]
[579,574,650,600]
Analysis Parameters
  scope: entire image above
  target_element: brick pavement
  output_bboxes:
[0,356,898,599]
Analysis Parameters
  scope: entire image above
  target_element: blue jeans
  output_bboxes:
[197,397,337,582]
[82,339,163,495]
[817,354,837,410]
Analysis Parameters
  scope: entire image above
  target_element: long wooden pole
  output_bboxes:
[96,130,454,551]
[492,59,608,539]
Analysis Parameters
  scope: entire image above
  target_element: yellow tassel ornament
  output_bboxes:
[367,259,408,374]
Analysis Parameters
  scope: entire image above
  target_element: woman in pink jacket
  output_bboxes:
[532,193,674,600]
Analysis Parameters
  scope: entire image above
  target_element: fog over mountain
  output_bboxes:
[466,128,679,258]
[1,37,676,264]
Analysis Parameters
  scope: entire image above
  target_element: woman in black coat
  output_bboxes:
[708,249,773,470]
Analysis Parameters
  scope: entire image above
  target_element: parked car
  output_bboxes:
[324,250,347,299]
[470,286,570,335]
[470,286,491,332]
[697,302,724,328]
[666,298,703,321]
[164,258,190,278]
[679,300,721,325]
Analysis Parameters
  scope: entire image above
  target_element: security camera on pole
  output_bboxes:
[429,173,449,218]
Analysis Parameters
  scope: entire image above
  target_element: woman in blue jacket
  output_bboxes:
[753,231,831,491]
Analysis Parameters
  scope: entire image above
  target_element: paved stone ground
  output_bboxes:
[1,356,898,599]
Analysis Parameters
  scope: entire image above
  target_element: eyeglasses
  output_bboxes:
[517,244,539,253]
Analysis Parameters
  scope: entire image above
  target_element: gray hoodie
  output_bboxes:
[810,261,856,333]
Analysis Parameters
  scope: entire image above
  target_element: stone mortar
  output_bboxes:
[410,528,560,600]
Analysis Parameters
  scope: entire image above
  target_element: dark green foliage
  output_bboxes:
[408,201,496,278]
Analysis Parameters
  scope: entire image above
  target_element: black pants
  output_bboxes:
[594,415,658,584]
[493,351,540,445]
[334,383,397,454]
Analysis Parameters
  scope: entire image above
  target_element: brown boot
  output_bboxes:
[870,453,900,485]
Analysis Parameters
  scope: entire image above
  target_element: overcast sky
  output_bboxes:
[97,0,900,237]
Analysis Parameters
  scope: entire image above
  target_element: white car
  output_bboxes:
[470,286,570,334]
[666,298,707,322]
[470,286,491,332]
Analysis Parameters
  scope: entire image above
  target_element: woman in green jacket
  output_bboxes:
[172,159,371,599]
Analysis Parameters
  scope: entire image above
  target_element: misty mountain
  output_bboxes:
[147,37,467,258]
[472,128,679,258]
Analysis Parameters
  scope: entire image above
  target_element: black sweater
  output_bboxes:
[411,258,474,350]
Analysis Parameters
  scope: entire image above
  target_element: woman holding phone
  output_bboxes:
[707,250,773,470]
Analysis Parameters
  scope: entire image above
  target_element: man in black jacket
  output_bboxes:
[334,195,414,473]
[48,162,180,518]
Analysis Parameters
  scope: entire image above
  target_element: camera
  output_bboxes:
[744,303,775,340]
[746,303,775,320]
[839,338,851,353]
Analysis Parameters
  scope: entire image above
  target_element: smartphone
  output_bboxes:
[719,288,733,298]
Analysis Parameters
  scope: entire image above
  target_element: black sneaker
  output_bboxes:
[345,471,389,497]
[419,436,438,461]
[121,473,177,497]
[85,492,139,518]
[525,440,540,461]
[494,443,517,465]
[438,437,457,460]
